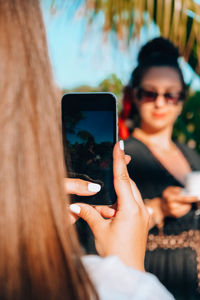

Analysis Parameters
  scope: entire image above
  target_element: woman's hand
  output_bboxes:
[65,154,131,224]
[69,142,150,271]
[64,178,115,224]
[161,186,198,218]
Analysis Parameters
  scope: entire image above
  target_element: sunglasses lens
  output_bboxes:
[138,89,157,102]
[164,93,180,104]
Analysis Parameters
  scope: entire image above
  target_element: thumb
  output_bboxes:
[70,203,104,235]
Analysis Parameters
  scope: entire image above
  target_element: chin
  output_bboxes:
[145,120,172,132]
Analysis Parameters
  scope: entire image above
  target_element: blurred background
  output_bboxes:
[41,0,200,153]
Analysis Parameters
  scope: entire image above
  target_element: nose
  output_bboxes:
[154,94,166,108]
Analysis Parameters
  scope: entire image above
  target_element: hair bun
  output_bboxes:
[138,37,180,64]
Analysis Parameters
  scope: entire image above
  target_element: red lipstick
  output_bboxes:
[152,112,167,118]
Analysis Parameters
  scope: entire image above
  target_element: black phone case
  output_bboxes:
[62,92,117,205]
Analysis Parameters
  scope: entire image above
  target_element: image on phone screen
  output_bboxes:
[62,93,117,205]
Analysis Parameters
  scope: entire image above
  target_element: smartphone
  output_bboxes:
[62,92,117,205]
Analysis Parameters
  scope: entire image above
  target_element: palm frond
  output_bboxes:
[82,0,200,75]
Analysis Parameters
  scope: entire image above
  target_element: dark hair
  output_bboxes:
[119,37,187,137]
[129,37,186,89]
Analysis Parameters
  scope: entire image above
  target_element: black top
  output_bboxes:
[125,137,200,300]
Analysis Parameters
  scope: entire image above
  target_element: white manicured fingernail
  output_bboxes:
[88,183,101,192]
[147,207,154,215]
[70,204,81,214]
[119,140,124,151]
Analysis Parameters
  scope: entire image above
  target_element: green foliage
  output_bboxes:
[98,74,123,97]
[173,91,200,153]
[63,73,123,97]
[82,0,200,75]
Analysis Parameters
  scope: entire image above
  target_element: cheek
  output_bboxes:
[138,104,153,118]
[168,106,182,120]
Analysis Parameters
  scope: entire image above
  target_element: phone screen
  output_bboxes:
[62,93,117,205]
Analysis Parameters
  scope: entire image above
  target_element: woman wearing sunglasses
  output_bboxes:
[120,37,200,299]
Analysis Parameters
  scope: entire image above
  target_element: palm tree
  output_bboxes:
[80,0,200,74]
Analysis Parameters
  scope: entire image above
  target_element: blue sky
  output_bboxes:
[41,0,200,90]
[66,111,113,144]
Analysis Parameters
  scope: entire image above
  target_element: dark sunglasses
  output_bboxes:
[136,87,185,105]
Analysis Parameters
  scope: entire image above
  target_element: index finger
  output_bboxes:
[113,141,135,210]
[177,195,199,203]
[180,189,199,203]
[64,178,101,196]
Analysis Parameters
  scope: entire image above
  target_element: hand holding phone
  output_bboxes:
[64,154,131,224]
[69,142,149,271]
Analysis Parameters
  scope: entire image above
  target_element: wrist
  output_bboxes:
[102,247,145,272]
[117,252,145,272]
[145,198,164,229]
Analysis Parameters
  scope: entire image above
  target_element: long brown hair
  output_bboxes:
[0,1,98,299]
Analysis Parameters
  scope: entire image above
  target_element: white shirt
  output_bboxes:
[82,255,174,300]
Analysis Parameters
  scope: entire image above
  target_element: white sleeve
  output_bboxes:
[82,255,174,300]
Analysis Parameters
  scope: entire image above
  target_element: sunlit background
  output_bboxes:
[41,0,200,153]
